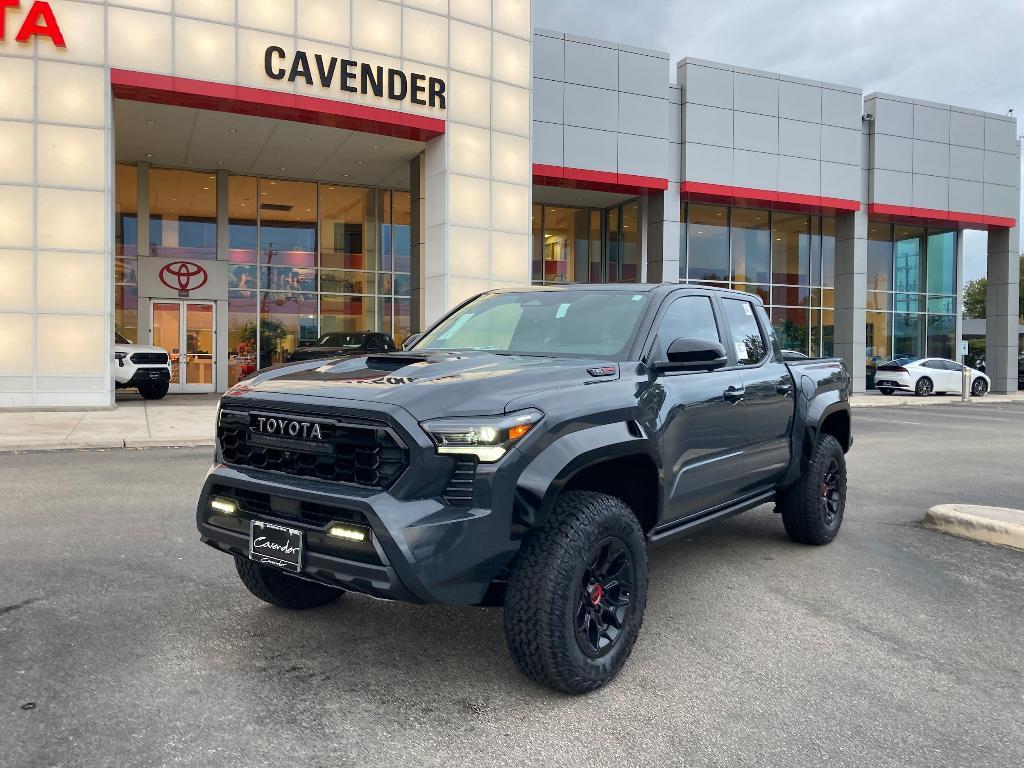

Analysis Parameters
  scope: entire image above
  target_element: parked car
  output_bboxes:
[197,285,852,694]
[874,357,989,397]
[288,331,397,362]
[114,331,171,399]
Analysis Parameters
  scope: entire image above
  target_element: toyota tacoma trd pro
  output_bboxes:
[197,285,852,693]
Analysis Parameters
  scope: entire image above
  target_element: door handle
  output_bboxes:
[777,379,793,396]
[723,385,745,403]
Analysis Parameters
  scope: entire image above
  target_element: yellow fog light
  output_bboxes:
[210,497,238,515]
[327,524,368,542]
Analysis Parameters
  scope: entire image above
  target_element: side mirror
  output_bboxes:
[402,333,423,351]
[654,337,728,373]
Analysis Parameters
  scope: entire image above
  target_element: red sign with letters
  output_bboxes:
[159,261,209,293]
[0,1,65,48]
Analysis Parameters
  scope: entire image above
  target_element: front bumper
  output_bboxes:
[197,458,524,606]
[117,367,171,388]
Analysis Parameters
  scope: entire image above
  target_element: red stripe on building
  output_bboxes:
[109,69,445,142]
[867,203,1015,229]
[533,164,669,194]
[680,181,861,213]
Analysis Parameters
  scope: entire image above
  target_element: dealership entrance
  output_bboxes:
[151,301,216,394]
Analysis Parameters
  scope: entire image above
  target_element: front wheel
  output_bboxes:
[503,491,648,694]
[878,387,894,395]
[915,377,933,396]
[776,434,847,545]
[972,378,988,397]
[234,557,345,609]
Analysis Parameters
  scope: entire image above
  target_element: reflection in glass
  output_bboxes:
[893,226,925,293]
[259,292,318,366]
[320,294,375,336]
[531,205,606,284]
[771,212,811,286]
[821,216,836,287]
[926,229,956,295]
[260,179,317,267]
[865,311,890,387]
[228,175,258,264]
[731,208,770,284]
[687,204,729,281]
[115,284,138,343]
[149,168,217,260]
[893,313,924,358]
[320,185,373,271]
[227,292,258,387]
[926,315,955,359]
[772,306,810,354]
[867,221,893,291]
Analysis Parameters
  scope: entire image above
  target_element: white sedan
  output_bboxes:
[874,357,990,397]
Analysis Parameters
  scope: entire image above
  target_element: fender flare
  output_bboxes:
[781,394,850,487]
[512,421,659,529]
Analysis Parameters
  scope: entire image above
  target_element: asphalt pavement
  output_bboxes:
[1,403,1023,767]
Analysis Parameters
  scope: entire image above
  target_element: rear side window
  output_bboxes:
[722,298,768,365]
[653,295,720,360]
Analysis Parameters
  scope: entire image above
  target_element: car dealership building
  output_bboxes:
[0,0,1019,408]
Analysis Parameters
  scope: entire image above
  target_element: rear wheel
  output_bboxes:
[503,491,648,694]
[776,434,847,545]
[234,557,344,609]
[972,378,988,397]
[915,377,933,396]
[878,387,894,395]
[138,380,169,400]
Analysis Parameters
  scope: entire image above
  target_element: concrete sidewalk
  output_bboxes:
[0,393,218,452]
[1,389,1022,453]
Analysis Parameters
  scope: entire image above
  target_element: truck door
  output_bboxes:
[720,298,793,492]
[639,292,748,522]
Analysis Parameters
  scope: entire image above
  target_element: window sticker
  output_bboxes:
[735,341,748,360]
[742,302,753,315]
[555,303,571,319]
[631,294,644,301]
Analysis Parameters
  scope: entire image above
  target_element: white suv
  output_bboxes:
[114,331,172,400]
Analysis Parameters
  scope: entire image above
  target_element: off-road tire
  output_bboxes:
[138,380,169,400]
[776,434,847,545]
[503,491,648,694]
[234,557,344,609]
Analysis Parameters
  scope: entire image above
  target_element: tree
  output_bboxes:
[963,277,987,319]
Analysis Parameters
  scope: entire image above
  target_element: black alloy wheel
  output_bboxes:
[972,378,988,397]
[575,537,635,658]
[821,457,842,526]
[915,377,933,396]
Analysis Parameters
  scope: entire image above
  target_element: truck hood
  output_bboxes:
[232,351,619,419]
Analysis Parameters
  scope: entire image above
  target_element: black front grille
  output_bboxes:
[131,352,169,365]
[443,458,478,507]
[218,408,408,488]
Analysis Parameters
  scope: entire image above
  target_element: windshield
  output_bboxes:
[415,290,651,358]
[312,332,367,348]
[114,331,130,345]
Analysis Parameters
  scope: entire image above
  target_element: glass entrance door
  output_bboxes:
[152,301,216,393]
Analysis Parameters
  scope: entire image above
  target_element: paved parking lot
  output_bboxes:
[1,403,1023,767]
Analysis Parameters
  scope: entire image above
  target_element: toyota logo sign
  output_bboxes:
[159,261,209,293]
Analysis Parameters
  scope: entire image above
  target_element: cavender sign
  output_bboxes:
[264,46,446,109]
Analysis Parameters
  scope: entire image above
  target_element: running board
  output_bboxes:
[648,490,776,543]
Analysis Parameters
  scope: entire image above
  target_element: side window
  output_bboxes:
[721,298,768,366]
[653,295,720,361]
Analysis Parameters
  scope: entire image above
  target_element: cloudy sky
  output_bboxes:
[534,0,1023,281]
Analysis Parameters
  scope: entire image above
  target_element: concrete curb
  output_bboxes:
[0,438,215,454]
[923,504,1024,551]
[851,395,1020,408]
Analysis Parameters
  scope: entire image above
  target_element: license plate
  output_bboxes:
[249,520,303,572]
[144,370,163,380]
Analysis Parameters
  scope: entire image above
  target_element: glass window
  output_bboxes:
[867,221,893,291]
[259,292,317,366]
[115,163,139,342]
[926,315,955,359]
[865,311,890,380]
[149,168,217,260]
[771,285,811,307]
[260,179,316,267]
[320,184,373,271]
[382,190,411,273]
[538,206,599,284]
[653,295,720,360]
[733,283,769,303]
[613,201,641,283]
[115,284,138,343]
[730,208,770,284]
[821,216,836,287]
[926,229,956,295]
[320,294,376,335]
[893,225,925,293]
[227,293,258,386]
[228,175,258,265]
[687,204,729,281]
[893,313,924,358]
[771,306,810,354]
[722,297,768,365]
[893,293,924,312]
[812,308,835,358]
[771,212,811,286]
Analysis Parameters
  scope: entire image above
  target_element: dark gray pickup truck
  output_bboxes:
[197,284,851,693]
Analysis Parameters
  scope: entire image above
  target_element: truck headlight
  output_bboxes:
[421,409,543,463]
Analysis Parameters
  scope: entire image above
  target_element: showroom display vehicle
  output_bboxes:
[197,285,853,693]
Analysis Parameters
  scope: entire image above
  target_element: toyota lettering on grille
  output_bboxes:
[250,415,329,441]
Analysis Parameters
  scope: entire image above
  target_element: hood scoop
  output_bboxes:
[364,351,469,371]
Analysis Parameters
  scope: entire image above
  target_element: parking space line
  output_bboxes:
[857,417,929,426]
